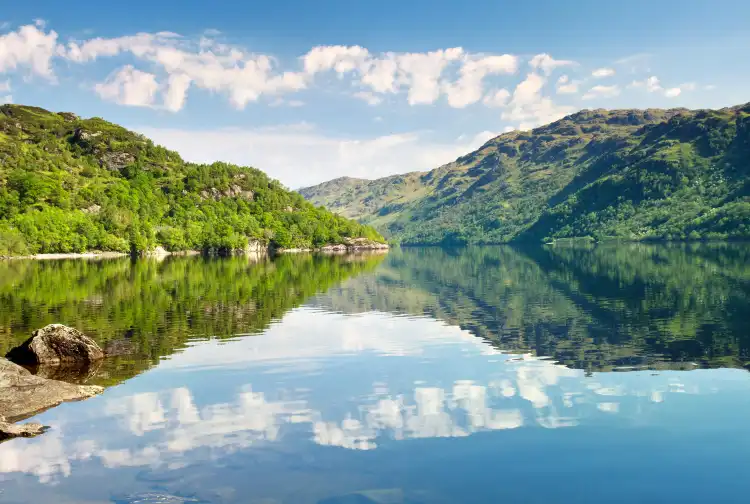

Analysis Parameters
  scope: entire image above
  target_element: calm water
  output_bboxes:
[1,244,750,503]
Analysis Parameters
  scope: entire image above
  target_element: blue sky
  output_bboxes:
[2,0,749,187]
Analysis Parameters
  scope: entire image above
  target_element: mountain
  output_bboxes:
[0,105,384,256]
[300,104,750,244]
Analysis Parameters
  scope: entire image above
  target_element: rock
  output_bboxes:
[0,417,47,442]
[100,151,136,171]
[30,360,102,384]
[146,246,170,257]
[0,358,103,423]
[342,238,390,251]
[6,324,105,365]
[57,112,78,122]
[103,339,136,357]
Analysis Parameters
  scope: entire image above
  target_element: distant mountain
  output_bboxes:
[300,104,750,244]
[0,105,384,256]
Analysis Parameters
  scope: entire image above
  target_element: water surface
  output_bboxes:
[1,244,750,503]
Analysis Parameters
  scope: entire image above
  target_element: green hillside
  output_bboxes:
[300,104,750,244]
[0,104,384,256]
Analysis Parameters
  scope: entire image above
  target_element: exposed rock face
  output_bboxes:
[0,358,103,423]
[342,238,390,251]
[199,185,254,201]
[100,151,136,171]
[57,112,79,122]
[6,324,105,365]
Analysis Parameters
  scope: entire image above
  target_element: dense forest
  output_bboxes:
[300,104,750,244]
[0,105,384,256]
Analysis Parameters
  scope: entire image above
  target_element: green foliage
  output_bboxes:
[0,253,386,378]
[0,104,384,255]
[300,104,750,244]
[317,244,750,371]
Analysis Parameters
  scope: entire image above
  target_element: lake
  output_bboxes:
[1,244,750,504]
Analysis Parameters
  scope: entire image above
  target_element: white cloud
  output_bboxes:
[68,32,309,111]
[582,84,621,100]
[0,79,10,92]
[303,45,517,108]
[482,88,511,108]
[556,75,579,94]
[0,24,60,79]
[592,67,615,78]
[137,124,499,188]
[630,75,689,98]
[388,48,465,105]
[442,54,518,108]
[528,53,576,75]
[502,71,574,130]
[163,73,191,112]
[0,94,12,104]
[353,90,383,106]
[94,65,159,108]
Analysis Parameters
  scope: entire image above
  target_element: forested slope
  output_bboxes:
[0,105,384,255]
[301,104,750,244]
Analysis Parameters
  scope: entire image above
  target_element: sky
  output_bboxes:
[2,0,749,187]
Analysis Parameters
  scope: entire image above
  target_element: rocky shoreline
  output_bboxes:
[1,239,389,260]
[1,325,110,441]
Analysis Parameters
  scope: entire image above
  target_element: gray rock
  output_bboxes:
[6,324,105,365]
[100,151,136,171]
[0,417,47,442]
[0,358,103,423]
[103,338,136,357]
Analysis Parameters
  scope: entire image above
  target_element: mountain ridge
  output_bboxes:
[300,103,750,244]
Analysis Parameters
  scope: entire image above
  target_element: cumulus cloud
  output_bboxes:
[0,22,590,114]
[592,67,615,78]
[68,32,308,110]
[502,71,574,130]
[581,84,621,100]
[0,24,60,79]
[303,45,517,108]
[94,65,159,107]
[442,54,518,108]
[629,75,688,98]
[528,53,576,75]
[482,88,511,108]
[137,124,500,187]
[555,75,579,94]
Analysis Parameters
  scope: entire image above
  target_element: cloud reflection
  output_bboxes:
[0,309,735,485]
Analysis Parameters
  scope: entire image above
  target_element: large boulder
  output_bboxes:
[6,324,104,365]
[0,358,103,424]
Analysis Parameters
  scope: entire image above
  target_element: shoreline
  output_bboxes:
[1,243,390,260]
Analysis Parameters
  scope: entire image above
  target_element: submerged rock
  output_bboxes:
[0,358,103,423]
[6,324,105,365]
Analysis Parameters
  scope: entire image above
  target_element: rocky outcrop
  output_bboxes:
[0,416,46,441]
[6,324,105,365]
[0,358,103,424]
[342,238,390,251]
[199,185,255,201]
